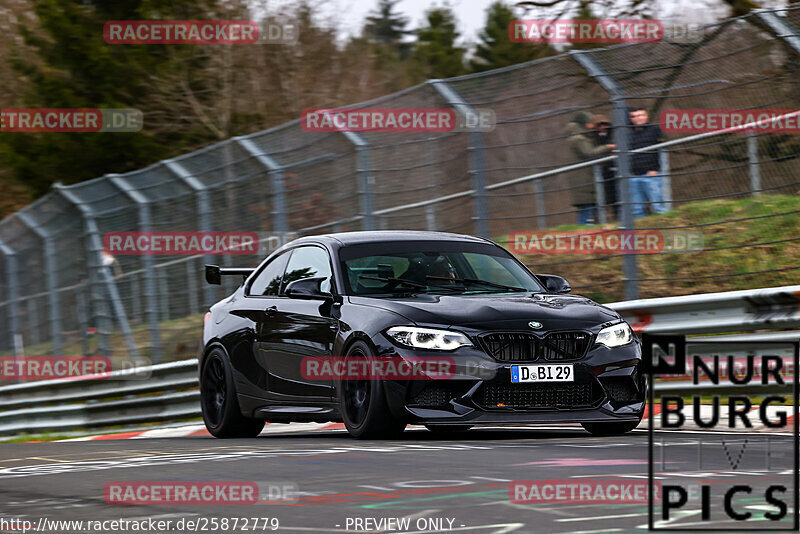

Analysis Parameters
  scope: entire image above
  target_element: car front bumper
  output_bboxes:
[374,336,646,425]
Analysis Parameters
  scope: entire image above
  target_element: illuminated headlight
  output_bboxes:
[596,322,633,348]
[386,326,472,351]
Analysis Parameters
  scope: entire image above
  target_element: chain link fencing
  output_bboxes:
[1,7,799,363]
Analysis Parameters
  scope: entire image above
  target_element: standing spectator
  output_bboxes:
[629,107,667,218]
[566,111,615,224]
[593,114,618,220]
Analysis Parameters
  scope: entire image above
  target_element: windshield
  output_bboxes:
[339,240,544,297]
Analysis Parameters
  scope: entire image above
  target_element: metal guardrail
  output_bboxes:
[608,285,800,335]
[0,360,198,435]
[1,285,799,436]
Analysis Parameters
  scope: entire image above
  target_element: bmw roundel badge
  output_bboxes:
[528,321,543,329]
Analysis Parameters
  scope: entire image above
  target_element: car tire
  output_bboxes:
[581,421,639,436]
[201,348,265,438]
[338,341,407,439]
[425,425,473,433]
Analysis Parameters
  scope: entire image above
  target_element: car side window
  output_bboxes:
[247,252,290,296]
[281,246,333,294]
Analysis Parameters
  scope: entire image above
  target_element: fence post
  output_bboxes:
[75,286,90,356]
[164,159,217,309]
[235,136,288,235]
[108,175,163,363]
[659,150,673,208]
[186,259,198,315]
[469,131,490,238]
[747,133,761,196]
[593,164,607,224]
[131,272,141,321]
[27,299,39,345]
[16,211,62,356]
[757,11,800,195]
[425,204,437,231]
[0,238,23,358]
[430,80,490,238]
[759,11,800,54]
[158,269,170,321]
[571,50,638,299]
[55,183,139,358]
[340,131,375,231]
[534,180,546,229]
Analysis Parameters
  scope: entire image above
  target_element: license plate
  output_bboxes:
[511,364,573,383]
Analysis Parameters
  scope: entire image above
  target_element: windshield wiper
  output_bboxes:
[426,275,528,292]
[358,275,463,293]
[358,275,428,289]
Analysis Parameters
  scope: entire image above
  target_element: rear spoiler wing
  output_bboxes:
[205,264,254,285]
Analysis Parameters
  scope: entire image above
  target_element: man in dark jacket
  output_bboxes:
[593,115,618,220]
[629,107,667,218]
[567,111,615,224]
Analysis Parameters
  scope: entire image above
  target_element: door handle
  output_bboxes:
[265,305,278,317]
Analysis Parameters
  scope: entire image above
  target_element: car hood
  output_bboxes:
[350,292,621,331]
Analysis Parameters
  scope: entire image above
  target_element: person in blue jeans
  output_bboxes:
[629,107,667,219]
[566,111,615,224]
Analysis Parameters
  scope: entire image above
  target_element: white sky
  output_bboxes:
[265,0,790,48]
[324,0,729,44]
[335,0,503,43]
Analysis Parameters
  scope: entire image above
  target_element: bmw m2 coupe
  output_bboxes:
[199,231,645,439]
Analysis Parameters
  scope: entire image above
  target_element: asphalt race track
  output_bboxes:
[1,426,796,533]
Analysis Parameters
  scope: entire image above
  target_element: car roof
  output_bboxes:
[291,230,491,247]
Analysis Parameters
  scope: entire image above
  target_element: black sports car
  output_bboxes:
[199,231,646,439]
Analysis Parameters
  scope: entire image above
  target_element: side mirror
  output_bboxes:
[538,274,571,293]
[285,277,333,301]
